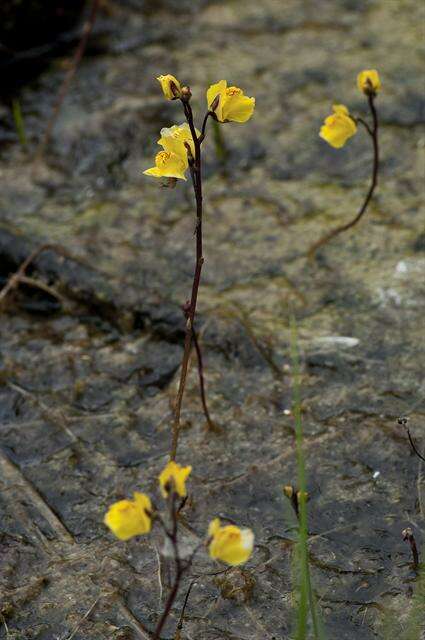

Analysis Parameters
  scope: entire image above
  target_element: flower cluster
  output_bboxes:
[104,461,254,566]
[143,74,255,181]
[143,123,196,181]
[320,69,381,148]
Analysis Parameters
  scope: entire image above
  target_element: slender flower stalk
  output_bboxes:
[145,75,254,459]
[399,416,425,462]
[191,323,220,432]
[309,70,381,257]
[152,494,184,640]
[170,96,205,460]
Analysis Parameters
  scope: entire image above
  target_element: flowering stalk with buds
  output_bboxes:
[144,74,255,459]
[309,69,381,257]
[104,461,254,638]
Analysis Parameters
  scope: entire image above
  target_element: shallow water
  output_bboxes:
[0,0,424,638]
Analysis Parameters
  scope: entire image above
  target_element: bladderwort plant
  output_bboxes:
[289,317,325,640]
[309,69,381,257]
[288,321,423,640]
[143,75,255,460]
[104,461,254,639]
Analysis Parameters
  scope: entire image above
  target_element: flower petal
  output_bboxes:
[207,80,227,121]
[159,461,192,497]
[319,106,357,148]
[144,150,187,180]
[157,74,181,100]
[158,122,197,159]
[222,90,255,123]
[357,69,381,94]
[208,520,254,566]
[104,493,152,541]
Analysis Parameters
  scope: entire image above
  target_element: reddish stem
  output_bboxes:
[170,101,204,460]
[308,93,379,257]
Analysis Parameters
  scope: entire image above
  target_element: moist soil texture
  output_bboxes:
[0,1,424,639]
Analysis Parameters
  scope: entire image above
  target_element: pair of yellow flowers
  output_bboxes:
[104,461,254,567]
[320,69,381,148]
[144,69,380,181]
[144,75,256,181]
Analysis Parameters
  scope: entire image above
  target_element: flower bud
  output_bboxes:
[180,85,192,102]
[159,461,192,498]
[357,69,381,95]
[157,74,182,100]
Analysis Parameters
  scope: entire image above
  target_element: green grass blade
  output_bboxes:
[290,316,326,640]
[290,317,309,639]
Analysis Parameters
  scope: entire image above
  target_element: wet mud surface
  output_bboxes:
[0,0,424,638]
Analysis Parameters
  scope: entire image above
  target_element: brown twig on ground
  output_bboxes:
[65,596,101,640]
[34,0,100,162]
[407,427,425,463]
[0,243,67,307]
[308,92,380,258]
[175,567,228,638]
[398,416,425,463]
[175,578,197,638]
[115,599,154,640]
[402,527,419,568]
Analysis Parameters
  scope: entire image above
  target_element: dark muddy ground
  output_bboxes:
[0,0,424,638]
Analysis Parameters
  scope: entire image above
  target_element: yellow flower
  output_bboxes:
[207,80,255,123]
[357,69,381,95]
[143,150,188,181]
[158,123,198,159]
[157,74,182,100]
[159,461,192,498]
[104,492,152,541]
[208,518,254,566]
[319,104,357,148]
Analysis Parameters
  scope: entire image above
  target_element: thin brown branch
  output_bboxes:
[192,326,221,432]
[34,0,100,162]
[65,595,101,640]
[407,427,425,463]
[152,494,183,640]
[0,243,69,307]
[356,117,373,137]
[170,100,204,461]
[175,579,197,636]
[199,110,214,142]
[175,567,229,638]
[15,275,64,303]
[402,527,419,569]
[308,93,379,258]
